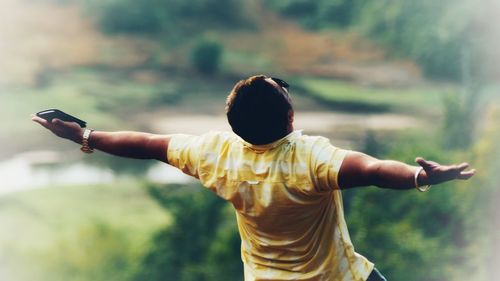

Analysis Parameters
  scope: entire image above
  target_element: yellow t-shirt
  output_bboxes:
[167,130,374,281]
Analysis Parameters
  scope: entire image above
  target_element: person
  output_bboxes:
[32,74,475,281]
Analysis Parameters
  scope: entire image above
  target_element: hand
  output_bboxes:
[415,157,476,186]
[31,115,84,144]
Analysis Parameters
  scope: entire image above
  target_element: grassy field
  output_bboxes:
[0,181,170,281]
[297,77,455,114]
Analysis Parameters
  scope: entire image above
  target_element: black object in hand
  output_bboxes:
[36,109,87,128]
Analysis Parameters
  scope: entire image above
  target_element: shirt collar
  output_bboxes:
[239,130,303,152]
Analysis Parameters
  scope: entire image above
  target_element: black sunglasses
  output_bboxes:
[271,77,290,90]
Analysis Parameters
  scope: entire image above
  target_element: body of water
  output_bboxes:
[0,150,194,195]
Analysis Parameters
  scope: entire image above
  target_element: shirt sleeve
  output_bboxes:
[311,138,349,192]
[167,134,204,178]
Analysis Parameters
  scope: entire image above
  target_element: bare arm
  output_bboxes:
[338,151,475,190]
[32,116,170,163]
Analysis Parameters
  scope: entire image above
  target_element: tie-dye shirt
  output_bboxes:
[167,130,374,281]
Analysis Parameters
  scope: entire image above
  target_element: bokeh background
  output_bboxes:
[1,0,499,280]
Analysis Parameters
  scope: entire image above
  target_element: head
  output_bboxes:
[225,74,294,145]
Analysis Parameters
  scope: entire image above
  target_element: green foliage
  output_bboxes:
[98,0,164,34]
[269,0,475,80]
[441,48,483,150]
[41,222,139,281]
[204,207,242,280]
[348,183,466,281]
[134,184,242,281]
[363,130,386,158]
[298,77,449,114]
[0,183,168,281]
[441,93,476,150]
[268,0,362,29]
[190,38,224,74]
[84,152,154,177]
[356,0,471,80]
[83,0,250,35]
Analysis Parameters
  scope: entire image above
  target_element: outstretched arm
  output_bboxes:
[338,151,475,190]
[32,116,170,163]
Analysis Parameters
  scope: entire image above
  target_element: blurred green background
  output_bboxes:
[0,0,499,280]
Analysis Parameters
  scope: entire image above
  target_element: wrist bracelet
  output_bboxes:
[80,129,94,154]
[414,167,431,192]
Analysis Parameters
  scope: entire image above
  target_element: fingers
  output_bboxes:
[31,115,47,124]
[416,157,476,182]
[32,116,66,127]
[52,118,64,125]
[454,162,470,172]
[31,115,53,129]
[53,118,81,128]
[415,157,426,166]
[455,162,475,180]
[457,169,476,180]
[415,157,436,170]
[31,116,67,132]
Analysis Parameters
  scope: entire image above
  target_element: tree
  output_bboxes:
[134,184,242,281]
[190,38,224,75]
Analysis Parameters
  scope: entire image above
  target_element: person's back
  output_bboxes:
[168,130,372,280]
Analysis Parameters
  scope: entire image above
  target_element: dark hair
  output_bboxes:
[226,75,293,145]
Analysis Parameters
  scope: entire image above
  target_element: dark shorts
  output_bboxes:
[367,268,387,281]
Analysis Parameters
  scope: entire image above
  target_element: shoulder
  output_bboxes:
[199,131,239,148]
[294,133,335,152]
[295,134,348,166]
[170,131,236,144]
[167,131,236,154]
[290,133,346,166]
[167,131,238,167]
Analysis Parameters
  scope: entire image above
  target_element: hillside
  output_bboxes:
[0,0,421,87]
